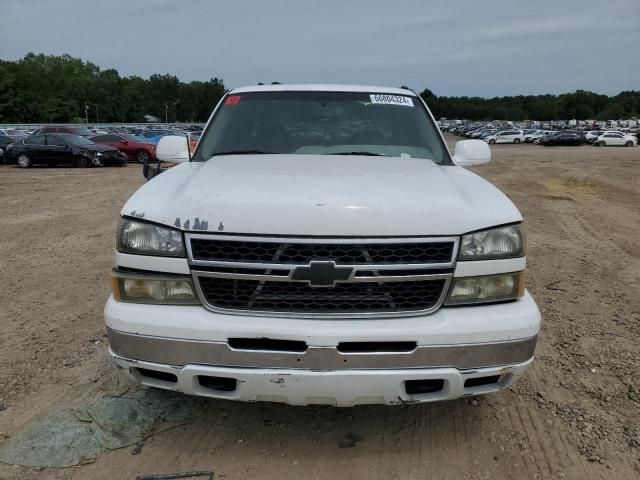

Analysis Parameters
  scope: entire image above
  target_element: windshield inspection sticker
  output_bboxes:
[224,95,241,106]
[370,94,414,107]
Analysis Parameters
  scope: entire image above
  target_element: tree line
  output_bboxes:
[0,53,638,123]
[419,88,639,121]
[0,53,225,123]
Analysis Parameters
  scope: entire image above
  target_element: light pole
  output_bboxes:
[165,102,168,124]
[85,101,89,124]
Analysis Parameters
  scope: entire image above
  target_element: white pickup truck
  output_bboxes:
[105,84,540,406]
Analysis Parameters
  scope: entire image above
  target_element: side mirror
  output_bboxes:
[453,139,491,167]
[120,140,128,145]
[156,135,190,164]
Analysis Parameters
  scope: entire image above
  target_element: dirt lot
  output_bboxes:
[0,138,639,480]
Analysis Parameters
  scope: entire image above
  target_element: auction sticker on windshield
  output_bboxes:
[370,94,414,107]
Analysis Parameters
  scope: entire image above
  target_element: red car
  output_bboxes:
[35,126,95,137]
[89,134,157,163]
[188,131,201,154]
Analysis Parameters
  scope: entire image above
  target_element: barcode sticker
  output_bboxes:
[370,94,414,107]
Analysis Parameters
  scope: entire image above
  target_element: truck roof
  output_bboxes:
[229,84,417,96]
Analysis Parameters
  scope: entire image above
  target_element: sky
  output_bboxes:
[1,0,638,97]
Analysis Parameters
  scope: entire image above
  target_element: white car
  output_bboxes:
[524,130,545,143]
[596,132,637,147]
[531,131,556,144]
[104,84,541,407]
[584,130,608,143]
[484,129,526,144]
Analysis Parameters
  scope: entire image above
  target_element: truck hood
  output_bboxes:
[122,154,522,236]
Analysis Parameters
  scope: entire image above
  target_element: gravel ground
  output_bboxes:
[0,137,639,479]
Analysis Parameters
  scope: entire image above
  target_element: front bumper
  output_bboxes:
[111,353,533,406]
[107,327,536,370]
[105,292,540,406]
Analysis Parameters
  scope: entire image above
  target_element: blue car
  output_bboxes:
[134,130,173,143]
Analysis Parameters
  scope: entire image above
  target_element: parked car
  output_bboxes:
[584,130,608,144]
[8,133,127,168]
[0,128,27,138]
[524,130,543,143]
[135,129,174,143]
[484,129,526,144]
[34,126,95,137]
[478,129,498,140]
[527,130,555,143]
[0,136,15,163]
[187,131,201,153]
[90,134,157,163]
[105,84,540,406]
[539,131,586,146]
[595,132,637,147]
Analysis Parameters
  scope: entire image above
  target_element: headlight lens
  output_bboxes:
[111,271,199,305]
[445,272,524,306]
[117,218,185,256]
[459,224,525,260]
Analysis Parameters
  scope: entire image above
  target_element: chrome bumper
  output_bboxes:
[107,327,537,370]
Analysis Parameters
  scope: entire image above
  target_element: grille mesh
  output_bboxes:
[197,277,446,313]
[190,239,454,265]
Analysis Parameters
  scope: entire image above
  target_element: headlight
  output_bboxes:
[117,218,185,256]
[459,224,525,260]
[111,271,199,305]
[445,272,524,306]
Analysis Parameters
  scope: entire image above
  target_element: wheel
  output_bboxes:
[514,138,521,144]
[75,156,90,168]
[625,141,633,147]
[91,156,104,167]
[599,141,606,147]
[17,153,32,168]
[135,150,150,163]
[488,139,496,145]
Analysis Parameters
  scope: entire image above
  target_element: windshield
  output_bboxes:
[62,134,94,146]
[195,91,449,164]
[69,127,93,136]
[123,134,145,142]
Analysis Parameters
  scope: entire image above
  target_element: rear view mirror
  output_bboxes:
[453,140,491,167]
[156,135,190,164]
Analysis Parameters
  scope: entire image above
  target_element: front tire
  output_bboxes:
[625,141,633,147]
[135,150,150,164]
[488,139,496,145]
[75,156,90,168]
[17,153,32,168]
[599,141,606,147]
[514,138,521,144]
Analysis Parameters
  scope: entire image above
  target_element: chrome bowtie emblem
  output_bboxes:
[291,260,353,287]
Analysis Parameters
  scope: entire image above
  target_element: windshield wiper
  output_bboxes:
[326,151,388,156]
[211,150,274,156]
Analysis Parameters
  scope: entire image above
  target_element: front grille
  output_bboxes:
[188,234,458,318]
[197,277,446,313]
[190,239,454,265]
